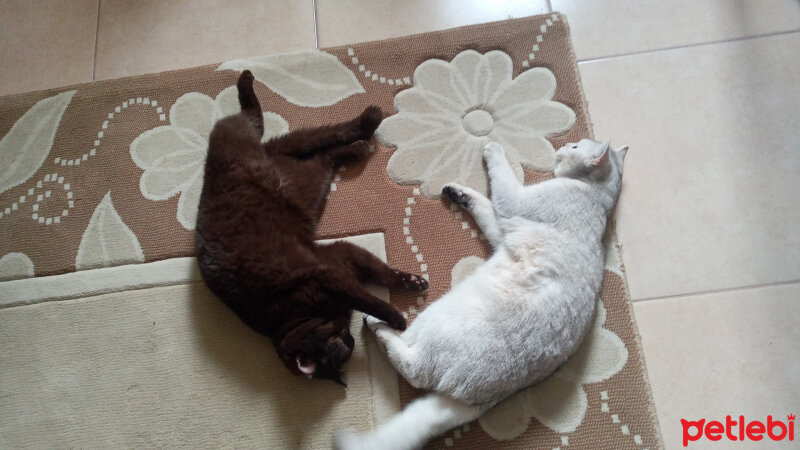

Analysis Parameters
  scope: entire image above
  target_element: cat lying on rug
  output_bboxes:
[337,139,627,448]
[195,70,427,385]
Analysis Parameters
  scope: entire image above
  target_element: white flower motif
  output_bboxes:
[130,86,289,230]
[377,50,576,198]
[448,256,628,438]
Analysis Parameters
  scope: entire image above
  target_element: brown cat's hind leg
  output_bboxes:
[316,241,429,291]
[265,106,383,158]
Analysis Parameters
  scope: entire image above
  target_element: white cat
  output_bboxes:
[336,139,628,450]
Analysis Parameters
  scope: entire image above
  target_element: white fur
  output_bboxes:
[337,139,627,450]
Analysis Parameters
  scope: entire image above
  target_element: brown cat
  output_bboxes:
[195,70,427,385]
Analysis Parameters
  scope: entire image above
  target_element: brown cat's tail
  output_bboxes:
[237,70,264,136]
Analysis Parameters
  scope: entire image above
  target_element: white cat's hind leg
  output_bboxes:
[442,183,502,248]
[364,314,426,389]
[483,142,522,218]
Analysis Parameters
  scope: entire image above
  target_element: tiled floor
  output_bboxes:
[1,1,798,448]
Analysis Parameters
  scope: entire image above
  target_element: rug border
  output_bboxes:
[0,13,663,447]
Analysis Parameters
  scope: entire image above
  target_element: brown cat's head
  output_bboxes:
[278,318,355,385]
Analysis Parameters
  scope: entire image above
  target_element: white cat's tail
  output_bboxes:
[335,393,487,450]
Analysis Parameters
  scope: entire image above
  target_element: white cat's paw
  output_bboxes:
[362,313,382,331]
[442,183,471,208]
[483,141,505,161]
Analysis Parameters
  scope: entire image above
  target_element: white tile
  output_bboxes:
[579,33,800,300]
[317,0,549,47]
[0,0,98,96]
[634,283,800,449]
[553,0,800,60]
[95,0,316,80]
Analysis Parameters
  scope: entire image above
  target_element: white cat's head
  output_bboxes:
[553,139,628,181]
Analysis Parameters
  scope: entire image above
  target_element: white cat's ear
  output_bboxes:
[296,356,316,378]
[614,145,629,161]
[590,140,611,166]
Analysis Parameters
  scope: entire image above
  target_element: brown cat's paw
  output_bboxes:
[387,312,407,331]
[348,140,370,158]
[395,270,429,291]
[330,140,370,165]
[358,106,383,136]
[442,183,470,208]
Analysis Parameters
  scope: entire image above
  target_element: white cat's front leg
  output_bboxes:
[483,142,522,217]
[441,183,502,248]
[363,313,386,333]
[364,314,408,354]
[363,314,425,389]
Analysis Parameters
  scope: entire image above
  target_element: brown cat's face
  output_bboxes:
[279,319,355,385]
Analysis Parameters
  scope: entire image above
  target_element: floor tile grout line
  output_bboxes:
[92,0,102,81]
[631,279,800,304]
[312,0,319,49]
[577,28,800,64]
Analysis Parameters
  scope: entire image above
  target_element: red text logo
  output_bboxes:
[681,414,795,447]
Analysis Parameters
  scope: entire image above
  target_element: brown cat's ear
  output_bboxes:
[340,328,354,347]
[327,335,354,365]
[296,355,316,378]
[331,373,347,387]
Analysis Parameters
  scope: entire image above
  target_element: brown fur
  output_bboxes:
[195,71,427,385]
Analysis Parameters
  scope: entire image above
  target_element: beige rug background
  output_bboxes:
[0,234,400,449]
[0,14,663,449]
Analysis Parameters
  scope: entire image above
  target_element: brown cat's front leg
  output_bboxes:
[340,105,383,142]
[326,140,371,166]
[316,241,429,291]
[315,266,407,330]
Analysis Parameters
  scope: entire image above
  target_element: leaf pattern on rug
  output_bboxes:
[0,252,35,281]
[377,50,575,198]
[0,90,76,195]
[75,192,144,270]
[217,50,366,108]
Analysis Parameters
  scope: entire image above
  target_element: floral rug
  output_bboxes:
[0,13,663,449]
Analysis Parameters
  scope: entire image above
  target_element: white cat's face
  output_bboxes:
[553,139,627,180]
